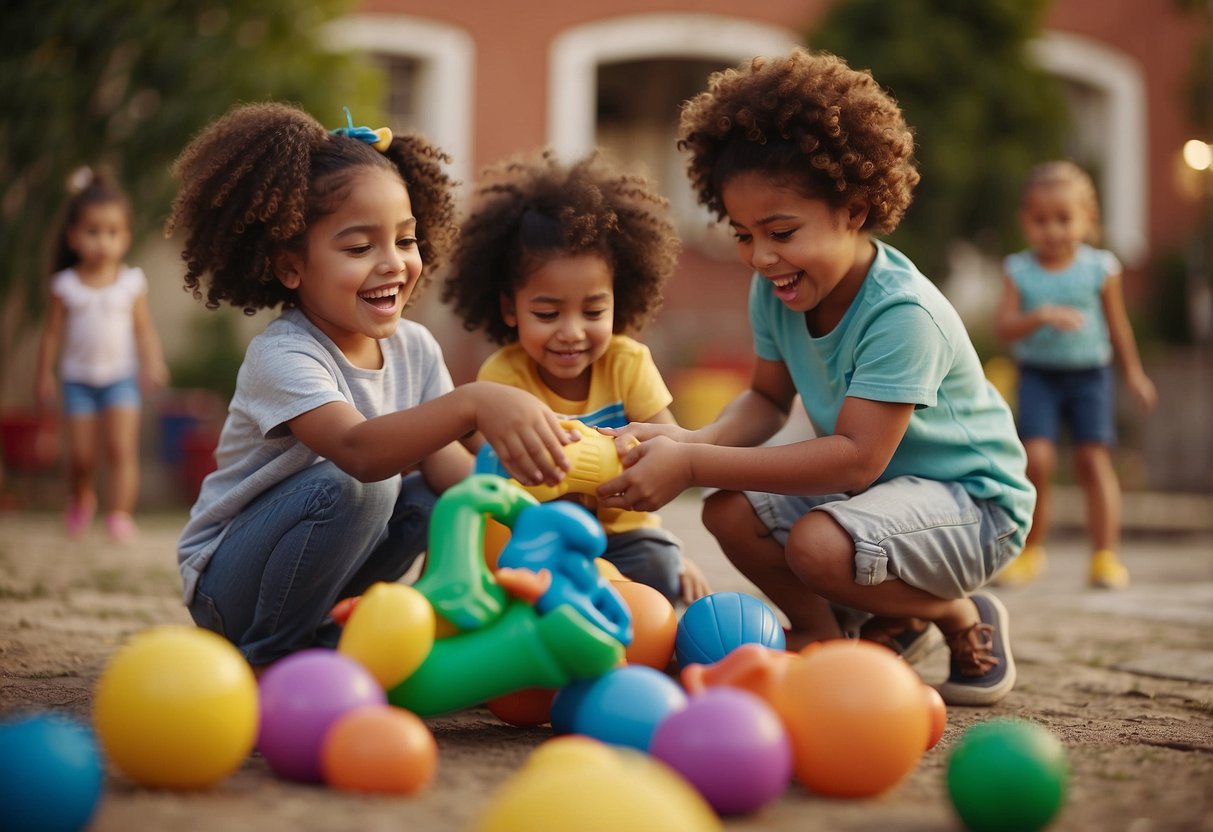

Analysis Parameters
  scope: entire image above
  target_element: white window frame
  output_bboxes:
[1031,31,1148,265]
[325,15,474,186]
[548,14,799,162]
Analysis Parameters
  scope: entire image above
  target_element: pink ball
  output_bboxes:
[649,686,792,815]
[257,649,385,782]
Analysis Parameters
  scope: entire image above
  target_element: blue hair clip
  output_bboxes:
[330,107,393,152]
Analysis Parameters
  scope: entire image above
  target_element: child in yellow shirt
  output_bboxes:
[443,151,709,603]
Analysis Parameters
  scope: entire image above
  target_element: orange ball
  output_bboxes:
[772,640,929,797]
[487,687,557,727]
[923,684,947,751]
[611,580,676,670]
[320,704,437,795]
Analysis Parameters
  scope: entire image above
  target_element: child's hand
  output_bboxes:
[34,373,57,413]
[1039,305,1084,331]
[596,436,692,512]
[679,558,712,605]
[599,422,690,457]
[140,360,170,392]
[1127,370,1158,412]
[476,385,578,487]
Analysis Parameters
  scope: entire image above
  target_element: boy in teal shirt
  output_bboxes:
[597,48,1035,706]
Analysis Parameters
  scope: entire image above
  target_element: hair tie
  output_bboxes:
[66,166,95,194]
[330,106,392,152]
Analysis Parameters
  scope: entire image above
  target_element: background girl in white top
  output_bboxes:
[35,167,169,542]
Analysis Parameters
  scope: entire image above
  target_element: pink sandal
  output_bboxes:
[105,512,138,543]
[65,497,96,538]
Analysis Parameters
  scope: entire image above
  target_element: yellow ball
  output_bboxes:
[477,741,722,832]
[337,582,435,689]
[93,625,257,789]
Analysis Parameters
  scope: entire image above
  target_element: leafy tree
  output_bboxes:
[0,0,383,334]
[808,0,1068,280]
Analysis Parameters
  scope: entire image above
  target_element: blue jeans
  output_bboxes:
[188,462,435,665]
[603,527,684,602]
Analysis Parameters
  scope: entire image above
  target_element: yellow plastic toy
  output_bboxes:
[475,419,637,503]
[335,582,436,689]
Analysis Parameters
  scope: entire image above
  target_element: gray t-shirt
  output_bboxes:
[176,308,454,603]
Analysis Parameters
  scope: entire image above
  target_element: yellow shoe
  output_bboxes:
[1089,549,1130,589]
[992,545,1046,588]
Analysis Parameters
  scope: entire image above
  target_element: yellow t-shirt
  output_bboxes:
[477,335,672,534]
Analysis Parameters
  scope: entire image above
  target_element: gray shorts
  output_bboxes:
[745,476,1022,599]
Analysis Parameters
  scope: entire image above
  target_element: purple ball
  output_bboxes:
[257,649,385,782]
[649,687,792,815]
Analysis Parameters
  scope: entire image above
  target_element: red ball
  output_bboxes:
[487,687,557,727]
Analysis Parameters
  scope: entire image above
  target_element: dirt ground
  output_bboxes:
[1,495,1211,832]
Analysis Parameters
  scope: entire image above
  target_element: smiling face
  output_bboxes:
[1019,180,1094,270]
[276,167,421,366]
[721,172,873,329]
[501,252,615,401]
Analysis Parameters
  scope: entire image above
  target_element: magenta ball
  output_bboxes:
[257,649,385,782]
[571,665,688,751]
[649,687,792,815]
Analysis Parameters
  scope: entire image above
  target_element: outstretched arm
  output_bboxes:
[288,381,576,484]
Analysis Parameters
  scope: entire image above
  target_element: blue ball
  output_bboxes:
[0,713,104,832]
[675,591,786,668]
[570,665,688,751]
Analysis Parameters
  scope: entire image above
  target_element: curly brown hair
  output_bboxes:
[678,48,920,235]
[441,150,679,345]
[165,101,458,314]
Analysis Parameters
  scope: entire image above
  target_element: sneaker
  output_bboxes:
[1089,549,1130,589]
[859,617,945,665]
[935,592,1016,706]
[991,544,1045,588]
[105,511,138,543]
[65,496,96,538]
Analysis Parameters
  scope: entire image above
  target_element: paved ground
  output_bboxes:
[1,492,1211,831]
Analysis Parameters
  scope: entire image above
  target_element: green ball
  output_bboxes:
[947,718,1068,832]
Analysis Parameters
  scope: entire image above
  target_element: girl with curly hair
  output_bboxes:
[443,150,709,603]
[166,103,577,667]
[596,49,1035,706]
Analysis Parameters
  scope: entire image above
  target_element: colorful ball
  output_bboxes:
[337,582,435,689]
[93,625,258,789]
[675,592,785,668]
[320,704,437,794]
[612,580,676,669]
[650,687,792,815]
[0,713,103,832]
[476,742,722,832]
[947,718,1068,832]
[924,685,948,751]
[549,679,595,735]
[772,640,929,797]
[487,687,557,727]
[571,665,688,751]
[257,649,385,783]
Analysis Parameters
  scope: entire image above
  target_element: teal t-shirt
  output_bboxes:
[749,240,1034,536]
[1004,244,1117,369]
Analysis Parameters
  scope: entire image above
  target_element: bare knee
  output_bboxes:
[702,490,763,544]
[785,512,855,589]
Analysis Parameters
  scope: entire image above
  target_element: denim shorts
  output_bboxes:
[62,377,141,416]
[1016,364,1115,445]
[745,476,1022,599]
